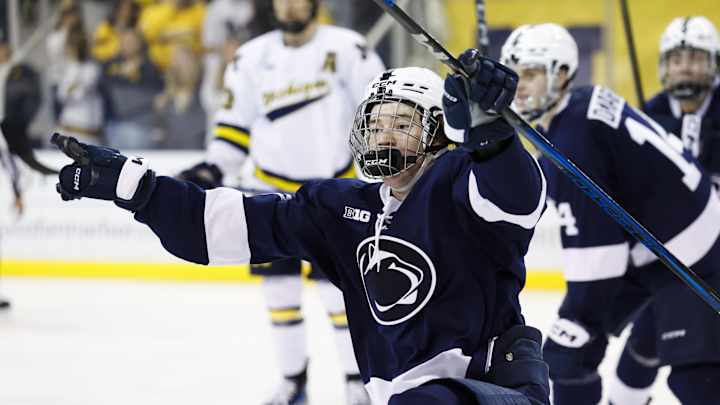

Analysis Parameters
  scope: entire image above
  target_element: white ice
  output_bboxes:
[0,279,678,404]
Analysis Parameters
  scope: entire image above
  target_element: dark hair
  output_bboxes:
[108,0,140,28]
[55,1,82,30]
[67,26,89,62]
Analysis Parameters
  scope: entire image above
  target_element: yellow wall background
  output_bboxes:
[445,0,720,105]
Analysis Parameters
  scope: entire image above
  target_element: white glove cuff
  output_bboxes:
[116,156,150,200]
[443,118,465,143]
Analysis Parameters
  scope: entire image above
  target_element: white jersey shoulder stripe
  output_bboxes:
[467,156,547,229]
[630,187,720,268]
[562,242,629,282]
[204,188,251,265]
[365,348,471,405]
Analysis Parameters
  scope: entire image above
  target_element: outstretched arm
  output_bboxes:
[52,134,327,267]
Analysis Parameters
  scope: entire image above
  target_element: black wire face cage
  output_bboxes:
[349,94,442,180]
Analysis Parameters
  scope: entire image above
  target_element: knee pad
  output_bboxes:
[543,318,607,382]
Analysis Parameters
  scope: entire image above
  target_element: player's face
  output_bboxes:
[515,66,548,114]
[664,48,715,89]
[273,0,314,25]
[367,101,425,187]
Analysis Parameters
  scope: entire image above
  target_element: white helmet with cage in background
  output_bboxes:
[500,24,578,120]
[349,67,445,180]
[659,16,720,100]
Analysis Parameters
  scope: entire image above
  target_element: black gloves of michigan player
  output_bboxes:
[52,133,156,212]
[442,49,518,149]
[177,161,223,190]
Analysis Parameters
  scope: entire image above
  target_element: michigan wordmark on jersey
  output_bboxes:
[206,25,385,191]
[540,85,720,283]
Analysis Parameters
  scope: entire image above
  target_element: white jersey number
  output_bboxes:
[625,115,702,192]
[549,199,579,237]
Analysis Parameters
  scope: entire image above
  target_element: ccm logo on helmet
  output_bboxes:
[364,158,388,166]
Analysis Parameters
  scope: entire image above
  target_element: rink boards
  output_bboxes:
[0,151,565,289]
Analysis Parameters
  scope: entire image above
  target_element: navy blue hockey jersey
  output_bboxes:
[134,137,546,403]
[540,86,720,284]
[645,86,720,181]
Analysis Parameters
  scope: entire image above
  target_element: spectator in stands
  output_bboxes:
[138,0,206,72]
[103,29,164,149]
[92,0,141,63]
[46,0,84,120]
[200,0,254,125]
[56,26,104,145]
[153,45,205,149]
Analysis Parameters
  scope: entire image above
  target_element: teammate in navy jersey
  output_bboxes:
[50,52,551,405]
[607,16,720,405]
[501,23,720,405]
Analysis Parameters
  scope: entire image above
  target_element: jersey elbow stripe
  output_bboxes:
[204,188,251,265]
[630,188,720,268]
[562,243,629,281]
[214,124,250,151]
[467,157,547,229]
[255,160,356,193]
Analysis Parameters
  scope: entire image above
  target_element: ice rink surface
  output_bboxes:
[0,279,678,404]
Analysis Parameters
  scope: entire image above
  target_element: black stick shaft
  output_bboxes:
[620,0,646,108]
[475,0,489,55]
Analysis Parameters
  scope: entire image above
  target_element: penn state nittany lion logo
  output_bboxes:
[356,235,436,326]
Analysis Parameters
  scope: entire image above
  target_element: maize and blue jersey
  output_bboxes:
[133,137,546,404]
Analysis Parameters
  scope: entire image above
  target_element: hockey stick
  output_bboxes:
[365,0,410,49]
[475,0,489,55]
[619,0,646,108]
[371,0,720,314]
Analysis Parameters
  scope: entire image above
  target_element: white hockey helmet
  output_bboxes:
[500,24,578,119]
[349,67,445,179]
[659,16,719,99]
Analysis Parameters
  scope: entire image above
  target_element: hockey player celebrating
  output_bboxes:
[500,23,720,405]
[51,52,551,405]
[179,0,385,403]
[608,16,720,405]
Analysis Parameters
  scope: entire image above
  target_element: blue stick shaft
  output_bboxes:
[373,0,720,314]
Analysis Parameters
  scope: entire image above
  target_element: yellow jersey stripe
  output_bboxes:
[254,161,357,193]
[254,167,303,192]
[214,126,250,148]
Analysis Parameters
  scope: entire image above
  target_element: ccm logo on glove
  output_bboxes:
[73,167,82,191]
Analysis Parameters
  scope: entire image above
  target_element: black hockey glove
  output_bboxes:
[442,49,518,150]
[52,133,156,212]
[177,161,223,190]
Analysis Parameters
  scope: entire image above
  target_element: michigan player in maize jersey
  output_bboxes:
[180,0,385,403]
[501,24,720,405]
[607,16,720,405]
[51,53,552,404]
